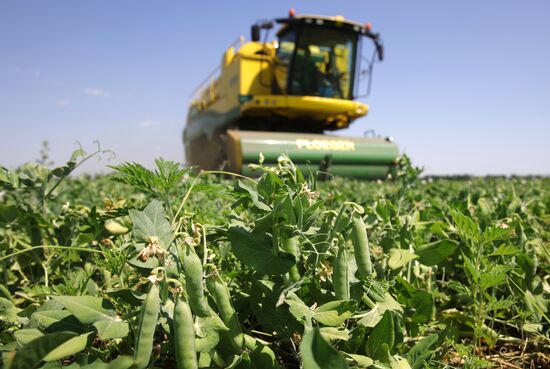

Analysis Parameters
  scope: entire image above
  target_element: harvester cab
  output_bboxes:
[184,11,398,179]
[256,14,384,104]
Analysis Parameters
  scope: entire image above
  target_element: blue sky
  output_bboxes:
[1,1,549,175]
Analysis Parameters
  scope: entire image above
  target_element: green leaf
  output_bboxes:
[0,297,20,323]
[195,314,229,352]
[450,209,481,243]
[0,283,12,300]
[482,225,513,243]
[30,310,82,333]
[366,311,395,359]
[70,148,87,162]
[517,252,537,288]
[43,332,93,361]
[286,293,314,323]
[279,194,297,224]
[228,227,295,275]
[343,325,366,354]
[479,268,507,290]
[313,300,357,326]
[13,329,44,346]
[235,180,271,211]
[257,171,283,201]
[300,328,348,369]
[358,294,402,328]
[394,278,434,330]
[405,334,438,369]
[344,353,374,367]
[53,296,116,324]
[462,254,478,283]
[51,161,77,178]
[128,199,173,249]
[318,327,349,341]
[489,244,519,256]
[110,158,186,194]
[486,297,516,313]
[244,334,281,369]
[415,239,458,266]
[93,320,129,340]
[195,330,220,353]
[522,322,542,333]
[196,314,229,333]
[524,290,548,321]
[10,332,78,369]
[388,249,418,270]
[390,356,412,369]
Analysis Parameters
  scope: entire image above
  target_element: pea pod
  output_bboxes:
[281,237,301,282]
[333,243,350,300]
[182,244,210,317]
[134,283,160,369]
[206,275,244,351]
[174,296,198,369]
[351,216,373,276]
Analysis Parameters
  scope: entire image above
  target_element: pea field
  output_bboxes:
[1,149,549,369]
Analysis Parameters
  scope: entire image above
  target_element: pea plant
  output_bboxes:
[0,151,548,369]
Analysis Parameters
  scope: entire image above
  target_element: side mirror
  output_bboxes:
[251,25,260,42]
[376,43,384,61]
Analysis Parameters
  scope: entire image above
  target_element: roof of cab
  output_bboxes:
[275,14,376,38]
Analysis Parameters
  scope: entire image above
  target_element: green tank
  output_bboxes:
[228,130,397,179]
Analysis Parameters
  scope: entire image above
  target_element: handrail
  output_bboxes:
[228,35,245,49]
[188,35,245,99]
[188,65,221,99]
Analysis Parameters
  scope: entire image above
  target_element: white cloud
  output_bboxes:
[56,99,70,107]
[138,119,159,128]
[83,88,111,97]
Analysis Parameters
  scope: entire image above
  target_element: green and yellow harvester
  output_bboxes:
[184,11,398,179]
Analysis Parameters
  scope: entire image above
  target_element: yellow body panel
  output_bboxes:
[240,95,368,128]
[237,43,274,96]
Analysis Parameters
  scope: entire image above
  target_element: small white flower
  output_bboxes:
[497,222,509,229]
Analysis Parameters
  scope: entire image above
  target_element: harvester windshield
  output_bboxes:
[275,26,357,99]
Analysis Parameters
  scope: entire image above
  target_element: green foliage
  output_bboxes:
[1,151,549,369]
[451,209,517,350]
[227,226,295,275]
[300,328,348,369]
[110,158,188,199]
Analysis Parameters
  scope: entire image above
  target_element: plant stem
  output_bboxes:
[0,245,104,262]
